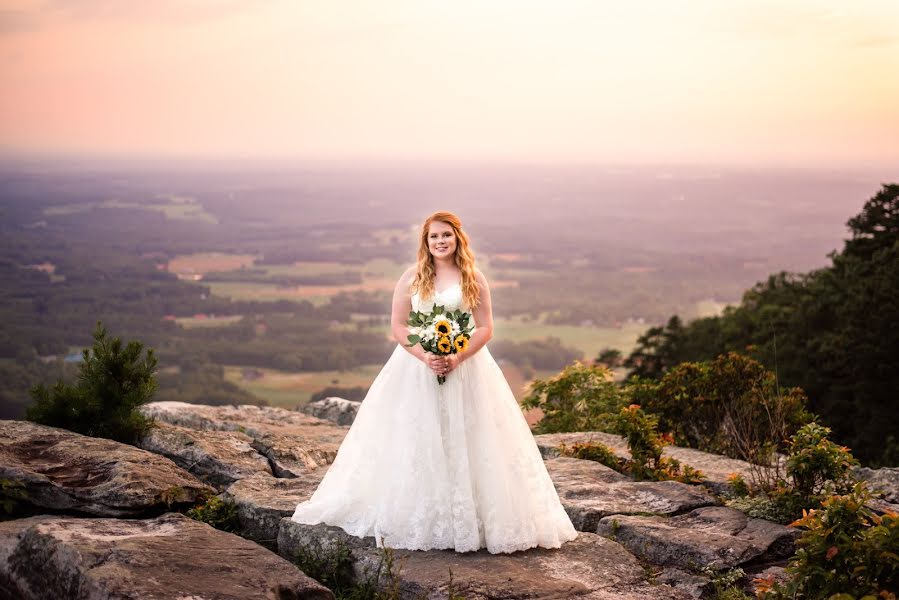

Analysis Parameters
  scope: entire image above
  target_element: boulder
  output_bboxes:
[138,420,272,489]
[302,397,362,426]
[0,420,213,517]
[279,519,694,599]
[535,431,778,493]
[223,470,326,546]
[854,466,899,503]
[597,505,799,571]
[0,512,333,600]
[140,401,348,477]
[545,457,719,532]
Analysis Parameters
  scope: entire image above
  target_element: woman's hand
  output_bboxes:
[424,352,447,376]
[444,353,461,374]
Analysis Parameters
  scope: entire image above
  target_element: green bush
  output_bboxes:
[26,321,158,445]
[614,404,705,484]
[724,485,807,525]
[725,423,860,526]
[184,493,240,534]
[786,422,858,502]
[522,361,626,434]
[703,567,752,600]
[630,352,812,460]
[0,479,29,520]
[557,440,626,472]
[758,482,899,599]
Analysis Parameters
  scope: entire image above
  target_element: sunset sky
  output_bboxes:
[1,0,898,167]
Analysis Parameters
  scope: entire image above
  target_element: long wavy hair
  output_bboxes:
[410,211,480,309]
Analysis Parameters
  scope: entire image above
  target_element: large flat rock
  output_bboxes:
[546,457,719,532]
[0,512,332,600]
[0,420,214,517]
[279,519,694,599]
[597,505,799,571]
[138,420,272,489]
[302,396,361,426]
[536,431,778,493]
[141,401,347,476]
[224,470,326,545]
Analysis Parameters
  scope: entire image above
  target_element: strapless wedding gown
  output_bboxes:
[291,281,578,554]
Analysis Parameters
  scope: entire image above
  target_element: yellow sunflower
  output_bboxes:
[437,335,452,353]
[453,334,469,353]
[434,319,452,336]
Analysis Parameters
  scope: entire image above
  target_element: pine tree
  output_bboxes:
[26,321,158,444]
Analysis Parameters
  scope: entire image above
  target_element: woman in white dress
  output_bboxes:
[291,211,578,554]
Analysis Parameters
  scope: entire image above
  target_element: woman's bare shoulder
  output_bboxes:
[397,265,417,288]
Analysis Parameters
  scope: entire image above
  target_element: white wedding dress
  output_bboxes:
[291,280,578,554]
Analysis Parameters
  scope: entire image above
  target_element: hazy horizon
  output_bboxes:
[2,1,898,168]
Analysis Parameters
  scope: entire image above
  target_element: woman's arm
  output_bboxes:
[390,266,429,364]
[458,268,494,364]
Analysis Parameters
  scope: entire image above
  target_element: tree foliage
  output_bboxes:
[26,321,158,444]
[624,184,899,466]
[521,361,625,434]
[630,352,812,460]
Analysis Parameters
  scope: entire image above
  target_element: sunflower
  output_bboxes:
[437,335,452,353]
[434,319,452,336]
[453,334,469,353]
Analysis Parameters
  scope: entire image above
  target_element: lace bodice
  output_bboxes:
[411,283,474,327]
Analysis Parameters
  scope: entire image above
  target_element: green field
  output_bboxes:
[223,364,385,408]
[492,315,648,358]
[43,197,218,224]
[175,315,244,329]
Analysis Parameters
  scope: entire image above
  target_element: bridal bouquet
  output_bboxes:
[405,304,473,385]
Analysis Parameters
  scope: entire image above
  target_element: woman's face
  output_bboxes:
[427,221,457,260]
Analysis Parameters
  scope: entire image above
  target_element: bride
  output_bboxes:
[291,210,578,554]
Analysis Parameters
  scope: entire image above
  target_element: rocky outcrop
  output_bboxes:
[536,431,770,493]
[0,512,333,600]
[0,420,214,517]
[279,520,695,599]
[545,457,719,531]
[8,402,885,599]
[140,401,348,477]
[597,506,799,571]
[223,470,325,545]
[138,420,272,488]
[302,396,362,426]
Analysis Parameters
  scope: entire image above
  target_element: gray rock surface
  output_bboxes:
[302,396,362,426]
[855,466,899,503]
[655,567,712,598]
[536,431,773,493]
[545,457,719,532]
[279,519,694,599]
[223,470,326,545]
[0,420,214,517]
[138,420,272,489]
[141,401,349,477]
[0,512,333,600]
[597,505,799,570]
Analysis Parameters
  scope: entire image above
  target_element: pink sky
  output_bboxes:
[1,0,898,167]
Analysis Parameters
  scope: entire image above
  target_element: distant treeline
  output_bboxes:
[489,337,583,372]
[623,184,899,467]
